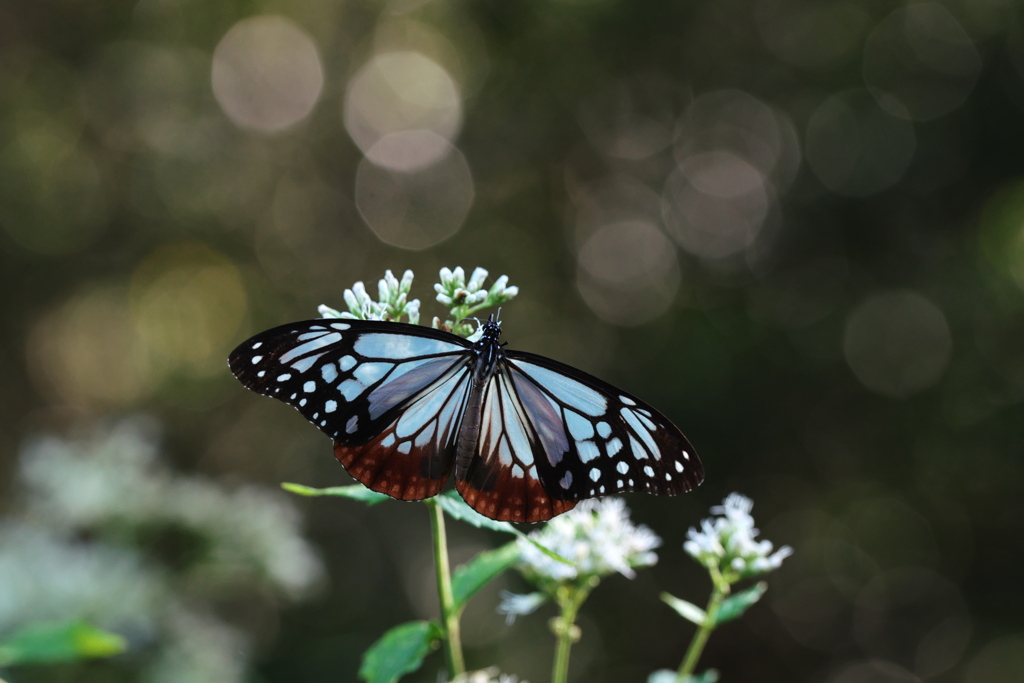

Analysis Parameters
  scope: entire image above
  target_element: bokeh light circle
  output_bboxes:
[805,90,916,197]
[675,89,801,191]
[662,151,769,259]
[27,243,248,411]
[212,16,324,133]
[843,291,952,397]
[576,221,680,326]
[355,140,474,250]
[344,51,462,171]
[863,3,981,122]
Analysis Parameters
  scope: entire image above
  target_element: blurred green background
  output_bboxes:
[2,0,1024,681]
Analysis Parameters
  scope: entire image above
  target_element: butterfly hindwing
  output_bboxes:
[335,361,472,500]
[505,351,703,501]
[455,366,577,523]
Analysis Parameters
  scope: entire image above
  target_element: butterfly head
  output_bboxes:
[480,312,502,344]
[463,310,502,344]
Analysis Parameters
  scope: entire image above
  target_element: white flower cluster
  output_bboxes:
[499,499,660,623]
[434,267,518,310]
[683,493,792,580]
[521,498,661,582]
[319,269,420,324]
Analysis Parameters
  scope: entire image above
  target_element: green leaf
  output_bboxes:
[451,541,521,611]
[0,621,126,666]
[359,620,442,683]
[715,582,767,625]
[661,593,708,626]
[282,482,391,505]
[434,492,572,566]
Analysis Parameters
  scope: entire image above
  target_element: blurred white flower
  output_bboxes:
[683,493,792,580]
[6,416,325,683]
[496,590,547,625]
[450,667,527,683]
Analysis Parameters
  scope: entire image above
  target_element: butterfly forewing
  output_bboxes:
[229,320,471,443]
[505,351,703,501]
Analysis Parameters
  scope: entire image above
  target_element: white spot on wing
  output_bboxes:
[339,379,364,401]
[635,411,657,431]
[397,441,411,454]
[675,460,685,472]
[346,415,358,433]
[512,465,524,479]
[589,467,601,482]
[340,355,357,371]
[252,342,262,349]
[280,333,341,363]
[607,437,623,456]
[630,435,648,460]
[622,407,660,460]
[325,400,337,413]
[380,432,395,447]
[620,395,636,406]
[277,373,291,382]
[560,471,573,489]
[644,465,655,477]
[596,422,612,438]
[257,371,265,378]
[321,364,338,383]
[616,461,629,475]
[578,440,600,463]
[331,323,351,330]
[252,355,263,364]
[291,352,327,373]
[303,381,316,393]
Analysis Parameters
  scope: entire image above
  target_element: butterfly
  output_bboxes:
[228,315,703,522]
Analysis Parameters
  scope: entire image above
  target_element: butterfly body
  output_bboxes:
[455,320,504,479]
[229,316,703,522]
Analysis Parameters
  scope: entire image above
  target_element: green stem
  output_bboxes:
[427,500,465,678]
[551,582,593,683]
[677,567,730,680]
